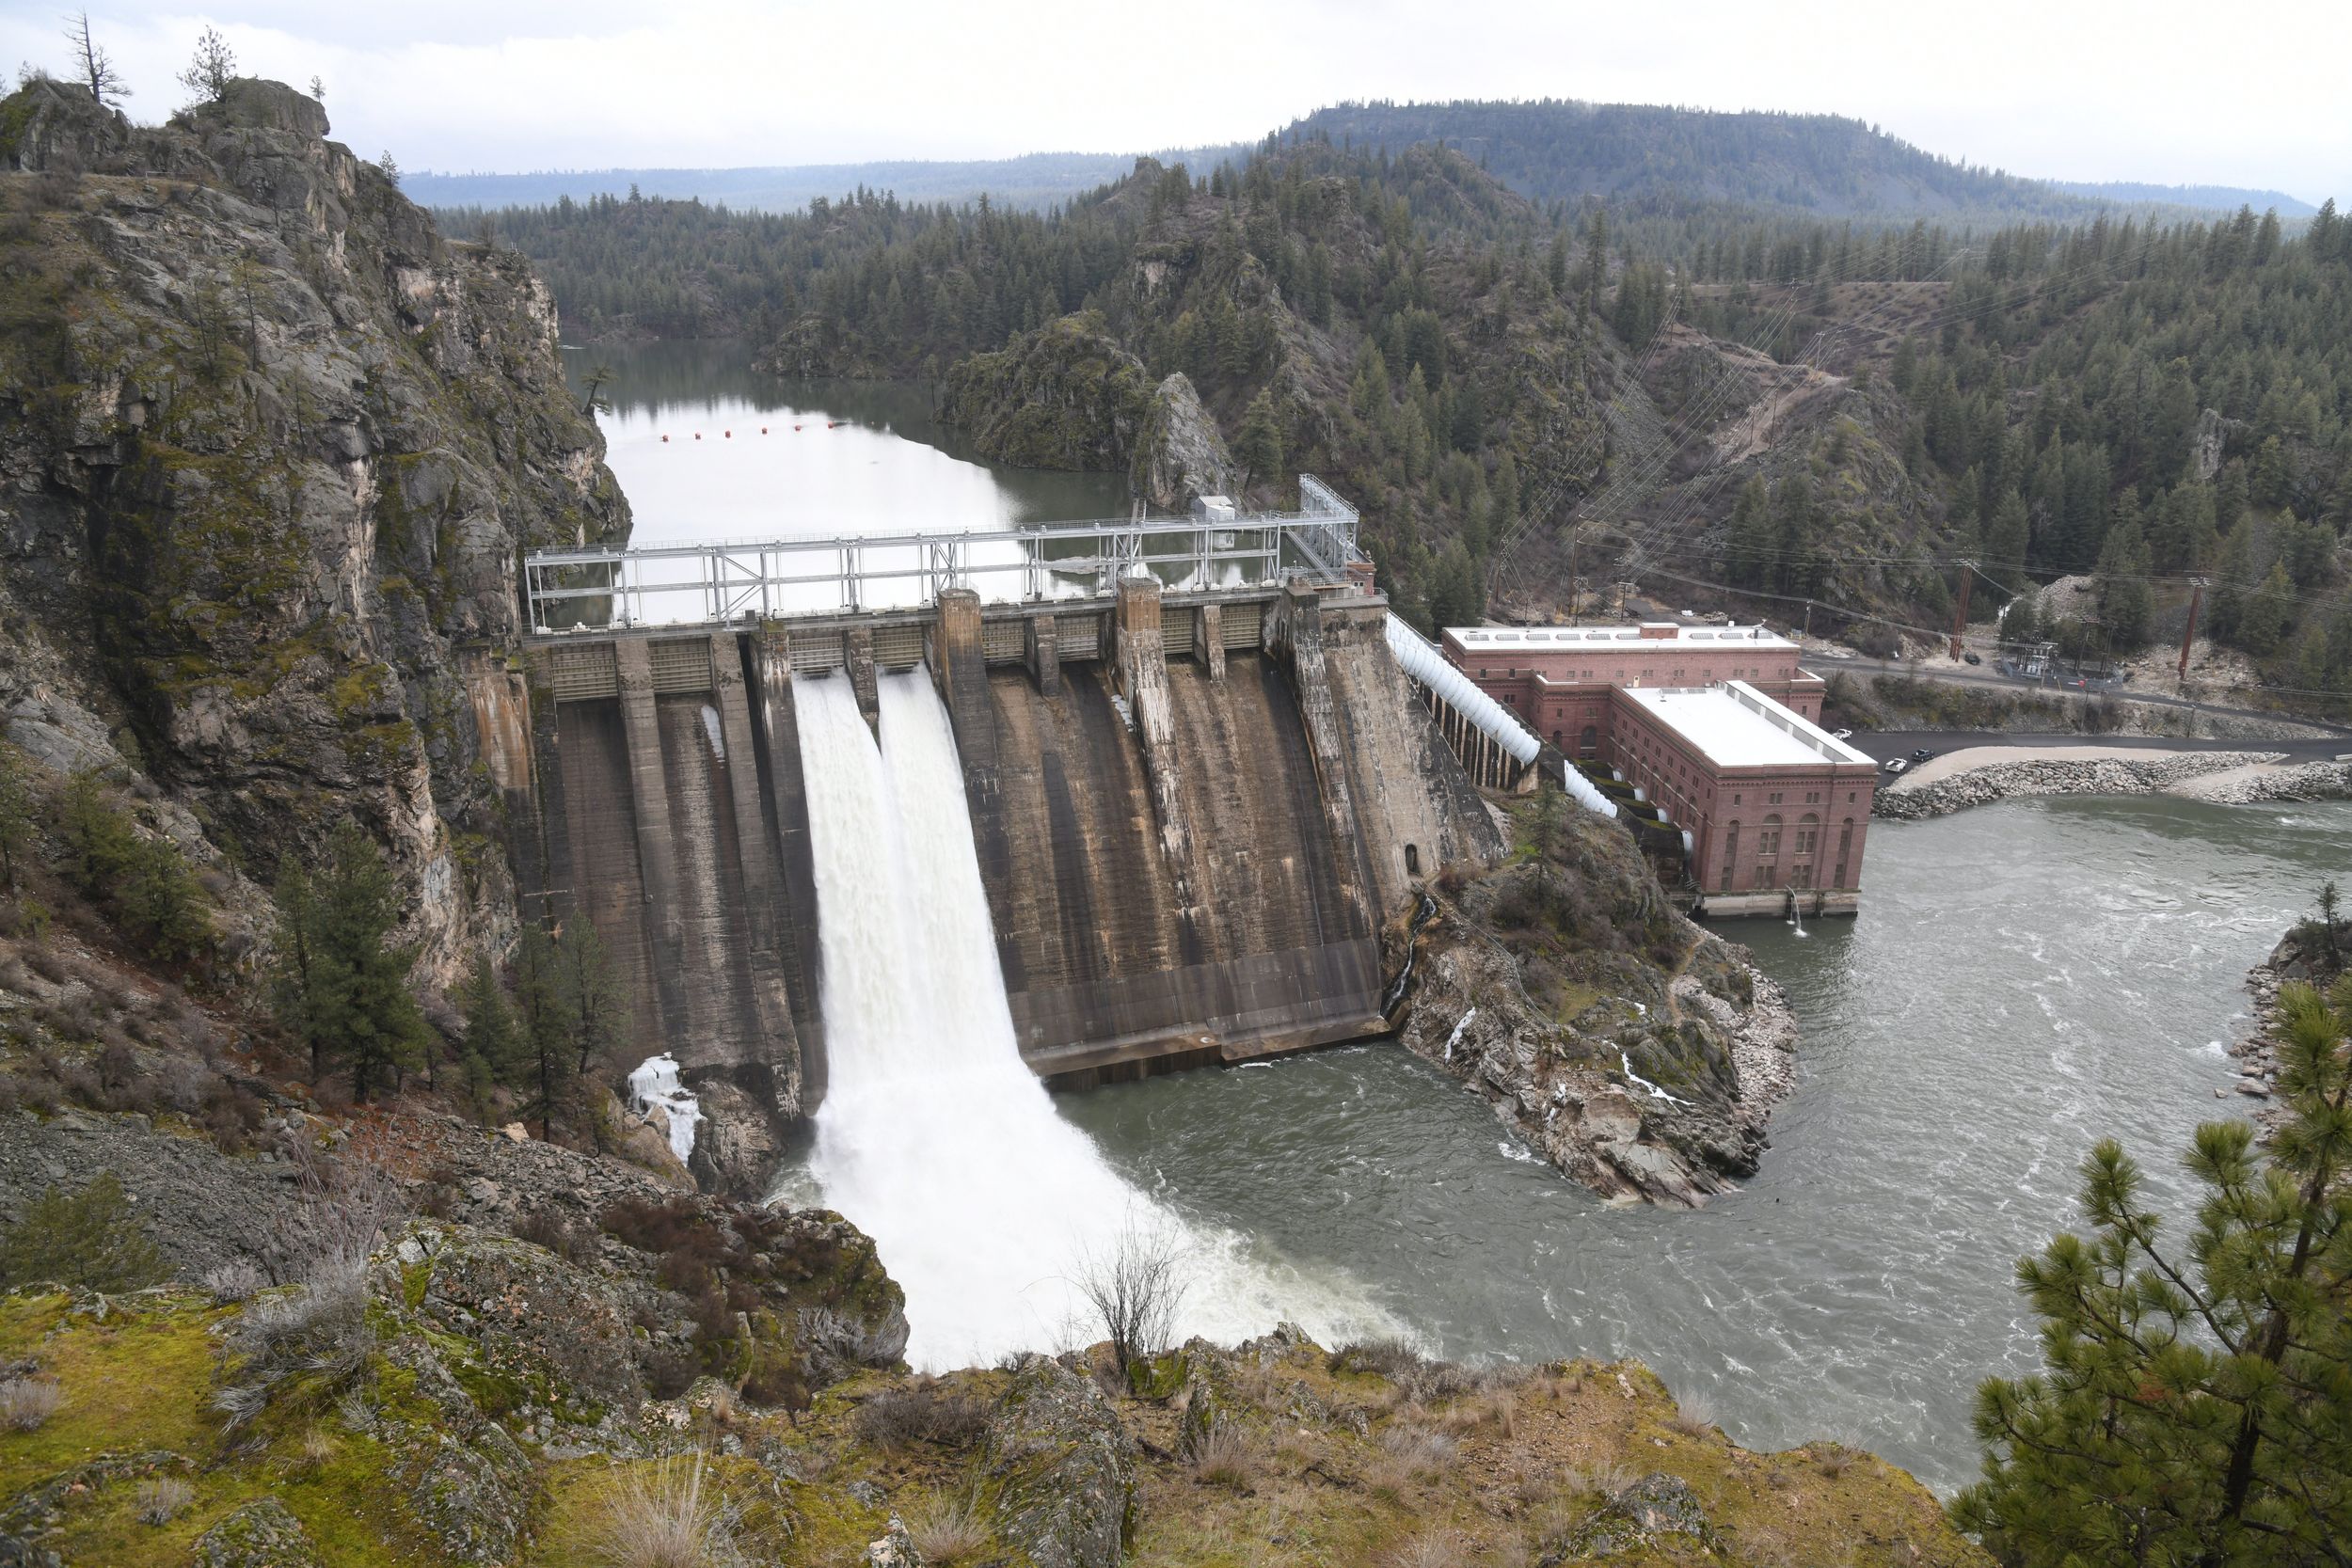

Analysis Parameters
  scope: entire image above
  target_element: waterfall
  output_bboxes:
[786,670,1401,1369]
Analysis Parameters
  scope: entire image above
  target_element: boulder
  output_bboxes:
[978,1355,1137,1568]
[191,1498,324,1568]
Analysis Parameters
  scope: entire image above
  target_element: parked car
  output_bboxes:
[1912,748,1932,761]
[1962,651,1981,665]
[1832,728,1854,740]
[1883,758,1909,775]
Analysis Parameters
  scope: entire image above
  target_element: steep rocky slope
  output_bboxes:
[0,77,628,986]
[0,1108,1982,1567]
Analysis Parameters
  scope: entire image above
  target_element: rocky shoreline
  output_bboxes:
[1873,750,2352,821]
[2219,926,2343,1132]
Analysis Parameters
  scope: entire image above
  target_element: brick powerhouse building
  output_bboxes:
[1440,624,1874,915]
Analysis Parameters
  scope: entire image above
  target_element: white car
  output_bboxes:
[1883,758,1909,775]
[1832,728,1853,740]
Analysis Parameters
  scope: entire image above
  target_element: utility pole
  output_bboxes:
[2177,577,2207,685]
[1948,560,1973,660]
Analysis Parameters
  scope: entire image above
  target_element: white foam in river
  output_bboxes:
[781,669,1404,1368]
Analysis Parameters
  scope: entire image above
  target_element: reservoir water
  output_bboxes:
[574,341,2352,1495]
[562,340,1126,547]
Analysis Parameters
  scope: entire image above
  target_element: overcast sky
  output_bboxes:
[8,1,2345,202]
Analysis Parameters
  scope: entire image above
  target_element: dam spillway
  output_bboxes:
[473,495,1504,1196]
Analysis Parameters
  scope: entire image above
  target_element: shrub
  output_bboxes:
[590,1453,730,1568]
[516,1210,593,1263]
[852,1380,991,1450]
[902,1495,990,1564]
[201,1259,268,1304]
[1072,1215,1187,1380]
[0,1375,62,1431]
[135,1475,193,1525]
[213,1255,374,1429]
[1664,1395,1718,1439]
[0,1171,168,1291]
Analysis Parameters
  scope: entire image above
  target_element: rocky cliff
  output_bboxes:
[1391,798,1798,1206]
[0,77,628,986]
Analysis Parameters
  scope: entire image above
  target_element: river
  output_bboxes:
[568,341,2352,1496]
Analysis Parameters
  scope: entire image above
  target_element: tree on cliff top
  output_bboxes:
[63,12,130,109]
[176,25,234,108]
[1954,975,2352,1564]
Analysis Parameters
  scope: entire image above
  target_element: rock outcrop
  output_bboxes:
[935,312,1152,472]
[1127,372,1235,511]
[978,1356,1138,1568]
[1391,808,1796,1206]
[0,77,628,988]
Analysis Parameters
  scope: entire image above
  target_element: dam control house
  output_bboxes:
[1438,623,1875,916]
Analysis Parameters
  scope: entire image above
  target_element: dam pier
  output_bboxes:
[463,482,1505,1189]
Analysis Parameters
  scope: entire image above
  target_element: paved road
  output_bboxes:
[1805,654,2352,736]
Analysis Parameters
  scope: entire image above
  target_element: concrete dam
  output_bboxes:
[465,483,1505,1194]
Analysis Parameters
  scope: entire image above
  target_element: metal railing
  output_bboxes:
[523,477,1361,636]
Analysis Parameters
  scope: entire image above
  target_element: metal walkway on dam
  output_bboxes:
[463,480,1517,1190]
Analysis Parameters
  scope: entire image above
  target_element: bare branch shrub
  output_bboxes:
[1664,1393,1718,1439]
[852,1379,990,1450]
[1072,1213,1188,1379]
[135,1475,192,1525]
[1,1375,62,1431]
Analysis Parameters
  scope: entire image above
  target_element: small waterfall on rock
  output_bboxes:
[785,670,1400,1368]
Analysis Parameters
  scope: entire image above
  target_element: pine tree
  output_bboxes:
[175,24,235,107]
[511,918,577,1140]
[1953,976,2352,1563]
[456,954,521,1117]
[2092,512,2155,649]
[1724,477,1773,589]
[272,825,428,1101]
[0,740,33,892]
[0,1173,167,1292]
[1236,388,1284,493]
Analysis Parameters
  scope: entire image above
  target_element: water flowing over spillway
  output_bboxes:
[785,670,1401,1368]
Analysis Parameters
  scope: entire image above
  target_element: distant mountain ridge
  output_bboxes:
[2053,180,2317,216]
[409,98,2312,227]
[405,152,1145,214]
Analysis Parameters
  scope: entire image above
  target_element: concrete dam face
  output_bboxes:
[484,579,1502,1196]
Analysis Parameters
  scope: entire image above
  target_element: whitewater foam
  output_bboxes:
[781,670,1404,1368]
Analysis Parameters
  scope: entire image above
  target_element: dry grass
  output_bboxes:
[1813,1441,1861,1480]
[590,1454,732,1568]
[901,1495,989,1564]
[1188,1421,1262,1491]
[135,1476,193,1525]
[1367,1422,1456,1494]
[1663,1394,1718,1439]
[1387,1528,1468,1568]
[1,1375,62,1431]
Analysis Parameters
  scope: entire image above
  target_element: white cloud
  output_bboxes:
[7,0,2344,199]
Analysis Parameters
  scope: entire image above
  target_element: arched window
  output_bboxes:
[1578,723,1598,756]
[1795,814,1820,859]
[1756,815,1782,858]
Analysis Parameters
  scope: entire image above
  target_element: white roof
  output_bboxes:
[1444,623,1798,651]
[1619,681,1872,769]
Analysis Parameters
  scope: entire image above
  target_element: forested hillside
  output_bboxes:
[472,119,2351,716]
[1286,101,2095,221]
